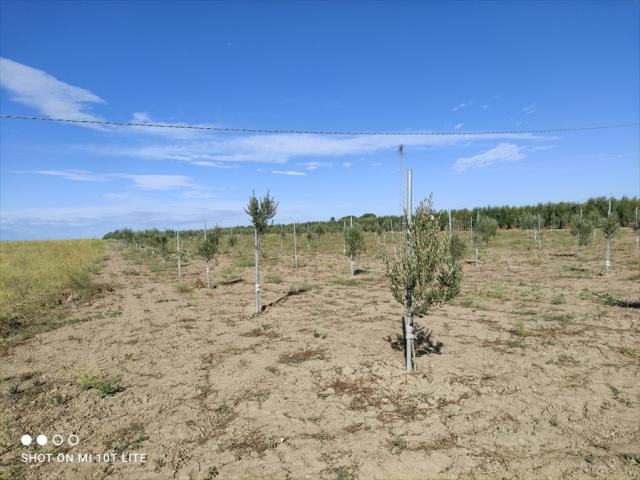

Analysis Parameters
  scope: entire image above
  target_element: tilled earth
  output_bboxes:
[1,231,639,479]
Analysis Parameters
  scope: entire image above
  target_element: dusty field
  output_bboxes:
[1,230,639,480]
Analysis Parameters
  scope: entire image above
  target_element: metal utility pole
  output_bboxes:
[176,227,181,278]
[254,228,261,312]
[404,169,415,372]
[293,222,298,268]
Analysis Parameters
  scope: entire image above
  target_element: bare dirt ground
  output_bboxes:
[1,230,639,479]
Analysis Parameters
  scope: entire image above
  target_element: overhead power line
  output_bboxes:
[0,114,638,136]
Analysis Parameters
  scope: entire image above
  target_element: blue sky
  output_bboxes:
[1,1,638,240]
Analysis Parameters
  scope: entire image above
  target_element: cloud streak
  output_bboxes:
[35,170,198,190]
[0,57,105,122]
[453,143,526,171]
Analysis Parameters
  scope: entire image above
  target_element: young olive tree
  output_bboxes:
[154,231,169,269]
[344,223,365,276]
[227,230,237,250]
[384,197,462,370]
[449,232,467,267]
[601,212,619,275]
[570,214,594,257]
[244,191,278,313]
[472,217,498,266]
[198,227,221,288]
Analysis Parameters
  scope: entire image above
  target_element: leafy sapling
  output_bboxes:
[227,230,237,250]
[601,211,619,275]
[570,214,594,257]
[472,217,498,266]
[449,232,467,267]
[384,196,462,369]
[245,191,278,313]
[198,227,221,288]
[155,231,169,269]
[344,223,365,276]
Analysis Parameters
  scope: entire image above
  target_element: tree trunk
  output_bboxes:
[604,237,611,275]
[475,246,478,267]
[350,256,355,276]
[205,262,211,289]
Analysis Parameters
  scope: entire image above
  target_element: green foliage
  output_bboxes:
[102,196,638,241]
[152,231,169,257]
[198,227,221,262]
[473,217,498,246]
[449,233,467,263]
[227,232,237,248]
[601,213,620,240]
[344,224,365,259]
[570,214,594,248]
[244,191,278,233]
[384,196,462,317]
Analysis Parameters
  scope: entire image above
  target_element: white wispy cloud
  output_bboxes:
[454,123,464,131]
[271,170,306,176]
[0,57,105,122]
[523,103,536,115]
[342,162,352,168]
[36,169,109,182]
[453,143,526,171]
[1,59,550,171]
[35,169,198,190]
[87,131,546,166]
[451,102,472,112]
[298,161,331,170]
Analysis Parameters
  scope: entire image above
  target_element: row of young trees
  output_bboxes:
[104,190,636,371]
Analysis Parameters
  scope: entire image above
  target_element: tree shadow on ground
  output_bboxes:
[386,322,444,356]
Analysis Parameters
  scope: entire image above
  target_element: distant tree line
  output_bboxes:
[103,195,639,242]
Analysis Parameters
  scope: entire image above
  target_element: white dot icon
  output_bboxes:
[36,435,48,446]
[20,434,32,446]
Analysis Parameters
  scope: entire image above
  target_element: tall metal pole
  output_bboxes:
[255,228,261,312]
[404,169,414,372]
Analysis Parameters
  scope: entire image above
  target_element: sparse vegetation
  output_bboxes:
[0,239,106,340]
[344,223,365,276]
[77,371,124,397]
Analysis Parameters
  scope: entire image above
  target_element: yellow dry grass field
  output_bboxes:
[0,239,107,347]
[0,230,638,480]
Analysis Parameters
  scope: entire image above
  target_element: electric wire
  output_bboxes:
[0,114,637,136]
